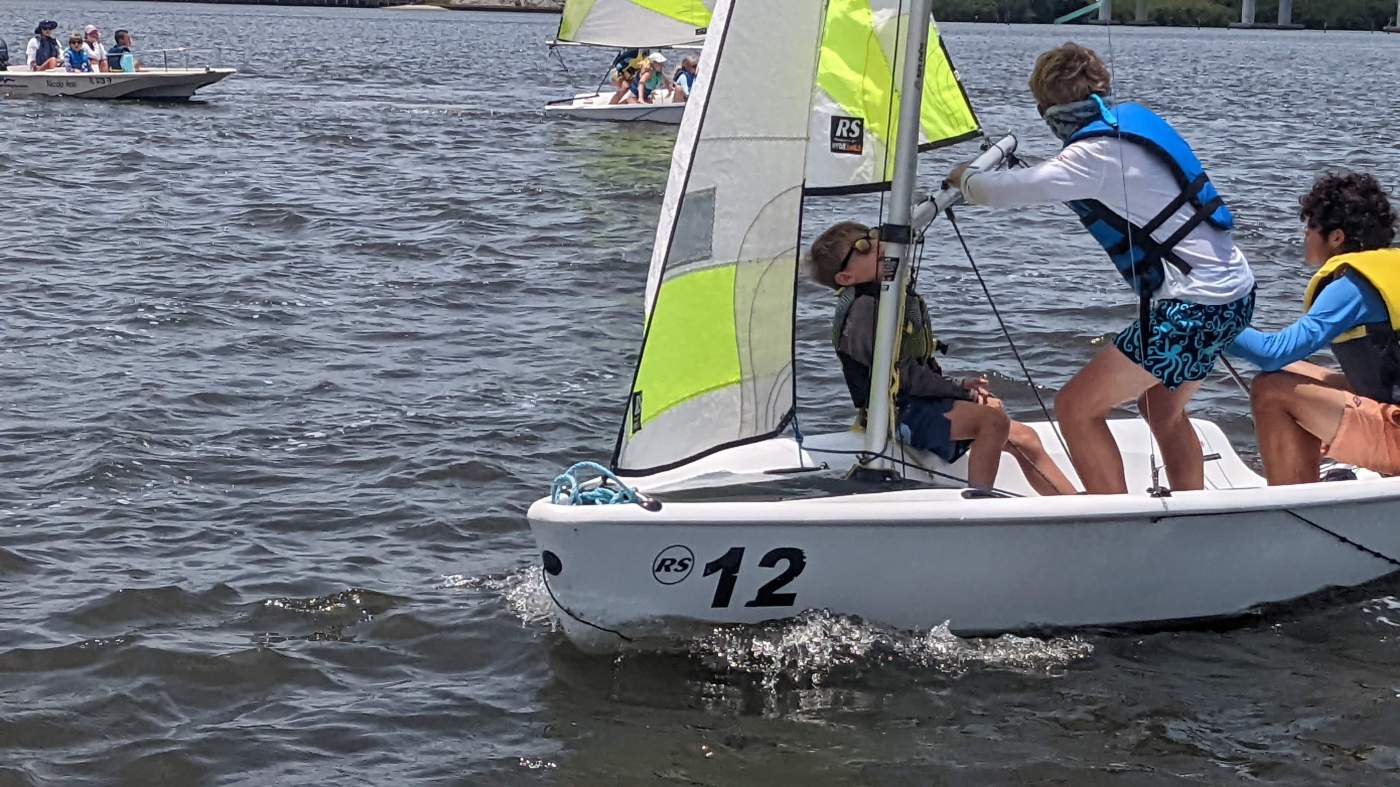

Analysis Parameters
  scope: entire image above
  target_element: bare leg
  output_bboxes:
[1055,345,1161,494]
[1250,370,1350,485]
[1136,381,1204,491]
[1006,421,1075,496]
[945,400,1011,489]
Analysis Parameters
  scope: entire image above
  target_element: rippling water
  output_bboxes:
[5,1,1400,782]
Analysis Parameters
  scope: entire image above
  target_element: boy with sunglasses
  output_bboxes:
[808,221,1075,495]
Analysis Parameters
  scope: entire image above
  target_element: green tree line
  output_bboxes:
[937,0,1399,29]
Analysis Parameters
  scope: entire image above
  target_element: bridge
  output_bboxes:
[1082,0,1383,29]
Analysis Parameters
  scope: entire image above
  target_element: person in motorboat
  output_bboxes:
[26,21,62,72]
[809,221,1076,496]
[106,29,142,72]
[1228,172,1400,484]
[672,55,698,103]
[62,33,95,73]
[0,36,9,71]
[622,52,671,105]
[946,42,1255,495]
[83,25,109,73]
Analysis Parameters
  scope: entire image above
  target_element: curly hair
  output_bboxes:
[1028,43,1112,110]
[1299,172,1396,253]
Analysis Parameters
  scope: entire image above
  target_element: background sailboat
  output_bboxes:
[543,0,714,123]
[530,0,1400,653]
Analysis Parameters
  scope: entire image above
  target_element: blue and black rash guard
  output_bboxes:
[1228,270,1388,371]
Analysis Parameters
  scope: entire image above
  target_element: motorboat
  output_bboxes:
[0,65,234,100]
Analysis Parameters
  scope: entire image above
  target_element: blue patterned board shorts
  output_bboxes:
[1114,289,1255,389]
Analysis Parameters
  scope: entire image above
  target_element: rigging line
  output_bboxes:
[541,569,635,642]
[943,207,1073,462]
[1101,19,1164,494]
[1220,355,1252,400]
[1283,508,1400,569]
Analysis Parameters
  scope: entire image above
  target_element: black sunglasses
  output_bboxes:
[836,229,878,275]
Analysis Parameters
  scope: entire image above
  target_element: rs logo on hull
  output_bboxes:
[651,545,695,585]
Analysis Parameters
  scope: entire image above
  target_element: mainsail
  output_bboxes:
[615,0,981,475]
[556,0,715,49]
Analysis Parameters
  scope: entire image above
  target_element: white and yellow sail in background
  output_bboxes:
[556,0,715,49]
[615,0,980,474]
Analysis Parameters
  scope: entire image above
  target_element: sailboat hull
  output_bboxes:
[526,421,1400,652]
[544,91,685,124]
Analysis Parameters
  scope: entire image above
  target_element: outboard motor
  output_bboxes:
[0,37,9,70]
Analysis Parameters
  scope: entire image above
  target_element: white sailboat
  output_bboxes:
[527,0,1400,653]
[542,0,713,124]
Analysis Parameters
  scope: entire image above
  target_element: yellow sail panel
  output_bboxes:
[631,266,741,429]
[805,1,980,193]
[920,24,979,148]
[558,0,599,40]
[555,0,713,48]
[634,0,711,28]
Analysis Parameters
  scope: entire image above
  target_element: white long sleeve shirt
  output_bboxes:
[959,137,1254,305]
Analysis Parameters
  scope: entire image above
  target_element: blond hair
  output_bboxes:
[807,221,871,290]
[1028,43,1111,110]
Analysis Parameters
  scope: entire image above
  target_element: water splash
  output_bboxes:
[691,610,1092,689]
[442,567,556,629]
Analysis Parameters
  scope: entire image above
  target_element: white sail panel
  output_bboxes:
[804,0,979,193]
[557,0,714,49]
[616,0,824,474]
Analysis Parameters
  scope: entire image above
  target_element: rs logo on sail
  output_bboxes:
[830,116,864,155]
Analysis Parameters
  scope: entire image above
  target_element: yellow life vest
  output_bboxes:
[1303,248,1400,343]
[1303,248,1400,404]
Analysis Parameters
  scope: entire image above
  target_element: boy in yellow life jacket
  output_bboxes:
[1227,172,1400,483]
[808,221,1075,496]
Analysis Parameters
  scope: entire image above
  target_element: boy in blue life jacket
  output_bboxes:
[947,42,1255,495]
[62,33,94,73]
[809,221,1075,496]
[1229,173,1400,484]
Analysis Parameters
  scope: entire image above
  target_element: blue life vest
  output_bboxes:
[108,45,130,71]
[1064,100,1234,298]
[66,47,92,72]
[35,36,60,67]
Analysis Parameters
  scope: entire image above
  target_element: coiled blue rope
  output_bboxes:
[550,461,642,506]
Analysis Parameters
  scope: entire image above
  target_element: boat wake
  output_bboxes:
[689,610,1094,689]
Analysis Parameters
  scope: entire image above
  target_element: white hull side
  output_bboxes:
[544,91,685,124]
[0,68,235,100]
[526,421,1400,652]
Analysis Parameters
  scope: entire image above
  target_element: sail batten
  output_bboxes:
[556,0,714,49]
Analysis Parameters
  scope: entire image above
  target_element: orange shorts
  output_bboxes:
[1323,394,1400,475]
